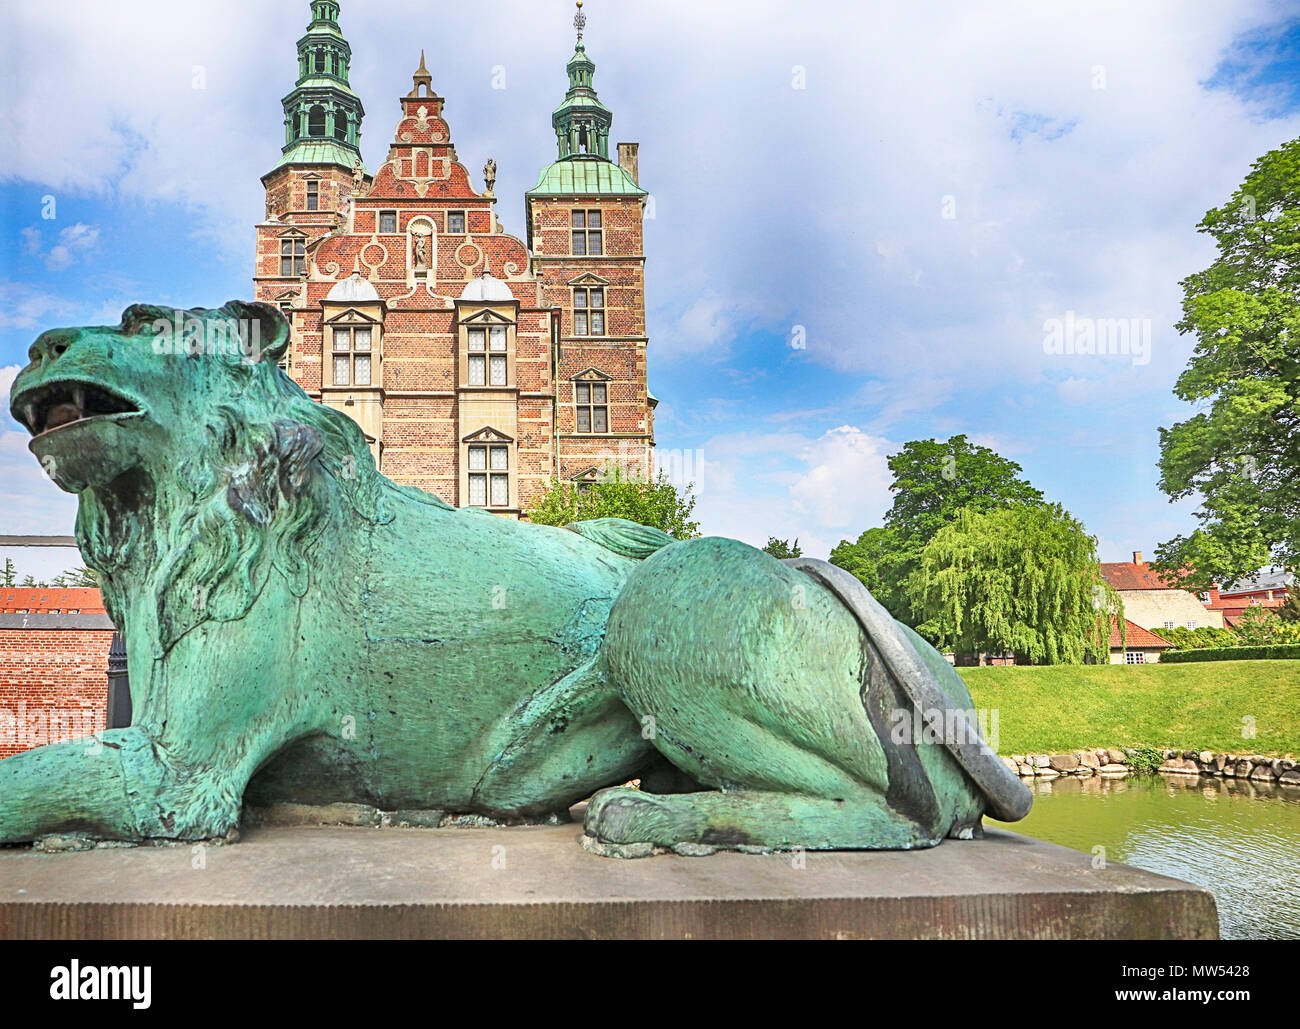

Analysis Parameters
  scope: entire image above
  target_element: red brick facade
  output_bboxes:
[255,45,655,515]
[0,627,111,758]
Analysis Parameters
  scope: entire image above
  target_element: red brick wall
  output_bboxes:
[255,76,654,514]
[0,628,113,758]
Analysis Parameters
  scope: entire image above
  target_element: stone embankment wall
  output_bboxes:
[1000,748,1300,785]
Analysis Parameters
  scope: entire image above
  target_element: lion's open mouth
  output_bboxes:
[13,380,142,437]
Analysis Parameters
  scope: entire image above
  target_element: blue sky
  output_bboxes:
[3,0,1300,581]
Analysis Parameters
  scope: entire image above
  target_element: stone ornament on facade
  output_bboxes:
[3,302,1030,851]
[484,157,497,196]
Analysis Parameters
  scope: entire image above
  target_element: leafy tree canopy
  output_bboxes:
[762,537,802,559]
[831,435,1044,622]
[526,465,700,541]
[1156,137,1300,588]
[908,503,1120,664]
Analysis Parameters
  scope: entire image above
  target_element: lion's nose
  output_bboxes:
[29,330,77,367]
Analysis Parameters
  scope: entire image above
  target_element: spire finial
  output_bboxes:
[574,1,586,44]
[417,49,429,75]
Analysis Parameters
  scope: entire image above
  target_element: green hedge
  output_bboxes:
[1163,645,1300,663]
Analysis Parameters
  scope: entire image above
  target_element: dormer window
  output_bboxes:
[332,325,372,386]
[467,326,508,387]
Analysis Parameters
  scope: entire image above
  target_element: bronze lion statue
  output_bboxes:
[3,302,1029,854]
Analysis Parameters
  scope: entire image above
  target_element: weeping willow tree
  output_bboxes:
[909,503,1121,664]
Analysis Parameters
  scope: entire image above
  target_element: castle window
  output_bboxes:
[575,380,608,433]
[468,444,510,508]
[308,104,326,136]
[314,51,325,73]
[573,287,605,336]
[379,210,398,234]
[447,210,466,234]
[332,326,372,386]
[571,210,603,255]
[279,238,306,277]
[306,180,319,211]
[334,111,348,142]
[467,326,508,387]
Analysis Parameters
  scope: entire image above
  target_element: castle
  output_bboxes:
[253,1,655,515]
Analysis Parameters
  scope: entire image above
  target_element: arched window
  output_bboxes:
[308,105,326,136]
[334,110,348,141]
[314,50,324,73]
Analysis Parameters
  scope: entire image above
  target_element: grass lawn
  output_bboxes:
[957,660,1300,757]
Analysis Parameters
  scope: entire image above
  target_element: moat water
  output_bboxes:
[992,774,1300,940]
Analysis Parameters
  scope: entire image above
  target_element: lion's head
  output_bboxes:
[8,301,407,650]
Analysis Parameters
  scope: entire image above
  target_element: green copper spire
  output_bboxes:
[552,1,613,160]
[528,1,645,200]
[269,0,366,174]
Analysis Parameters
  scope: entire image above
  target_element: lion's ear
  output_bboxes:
[219,300,290,364]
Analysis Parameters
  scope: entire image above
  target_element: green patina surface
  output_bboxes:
[2,302,1026,853]
[527,157,647,197]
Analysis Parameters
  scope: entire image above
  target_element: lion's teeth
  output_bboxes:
[23,403,36,433]
[74,386,85,413]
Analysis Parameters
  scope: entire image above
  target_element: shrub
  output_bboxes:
[1162,644,1300,663]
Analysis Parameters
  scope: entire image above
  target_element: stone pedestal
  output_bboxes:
[0,823,1218,940]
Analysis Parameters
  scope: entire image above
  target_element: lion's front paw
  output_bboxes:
[583,786,704,851]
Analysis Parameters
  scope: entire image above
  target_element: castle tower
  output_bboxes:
[261,0,368,229]
[526,1,655,487]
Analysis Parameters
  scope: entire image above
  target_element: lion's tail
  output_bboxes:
[563,518,677,559]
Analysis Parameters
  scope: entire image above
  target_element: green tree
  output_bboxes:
[762,537,801,559]
[832,435,1044,621]
[527,465,700,540]
[1156,137,1300,588]
[908,503,1120,664]
[50,567,98,587]
[1,558,14,588]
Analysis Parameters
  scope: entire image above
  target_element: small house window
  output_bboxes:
[467,326,508,387]
[1186,621,1197,630]
[279,238,306,276]
[379,210,398,234]
[1125,651,1146,665]
[332,325,373,386]
[306,180,319,211]
[447,210,466,234]
[468,444,510,508]
[1163,621,1175,630]
[575,380,608,433]
[571,210,603,255]
[573,287,605,336]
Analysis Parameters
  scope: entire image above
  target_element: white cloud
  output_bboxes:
[0,366,20,398]
[688,425,895,557]
[17,222,101,272]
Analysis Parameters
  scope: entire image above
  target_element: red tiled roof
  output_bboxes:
[1109,617,1173,649]
[1099,562,1184,591]
[0,588,106,614]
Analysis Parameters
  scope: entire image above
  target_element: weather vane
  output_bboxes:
[574,0,586,43]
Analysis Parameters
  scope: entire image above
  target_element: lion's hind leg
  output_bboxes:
[591,537,986,854]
